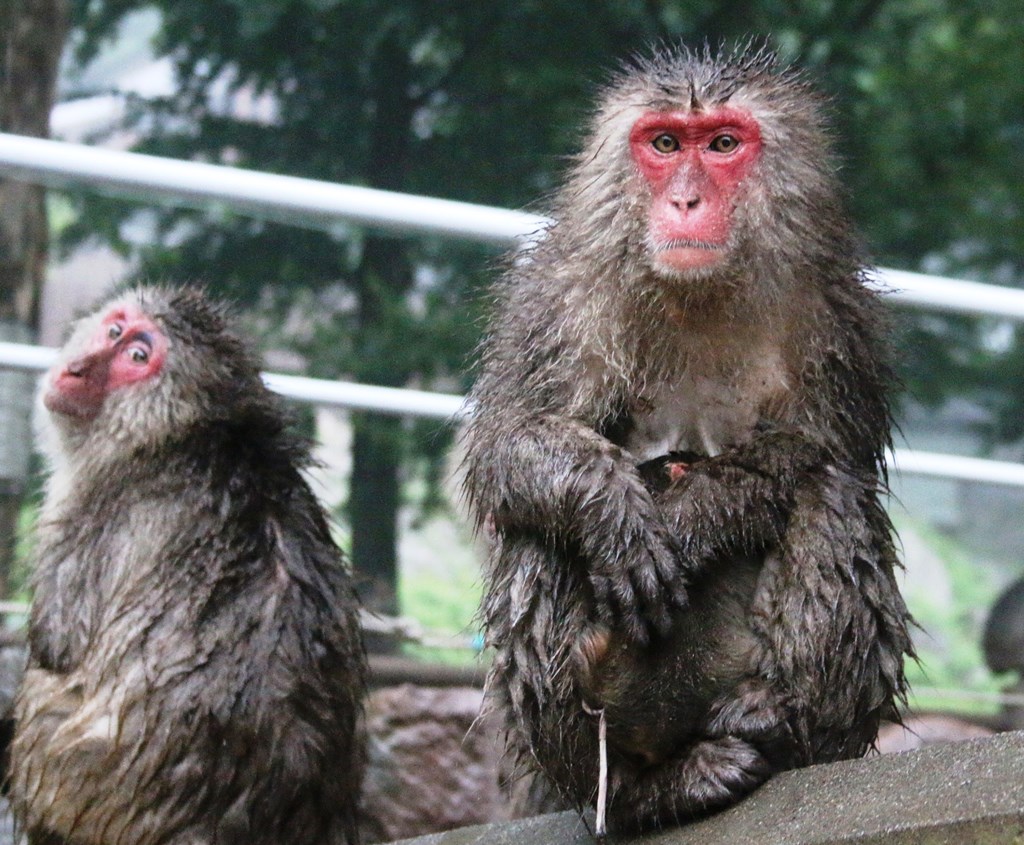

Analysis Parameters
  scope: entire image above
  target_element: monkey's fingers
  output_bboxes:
[588,566,667,644]
[575,467,687,640]
[650,537,689,609]
[587,544,685,643]
[627,547,686,637]
[588,573,648,645]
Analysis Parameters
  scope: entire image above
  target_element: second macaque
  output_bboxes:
[464,45,913,832]
[10,287,366,845]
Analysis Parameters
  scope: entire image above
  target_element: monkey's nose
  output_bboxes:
[64,357,89,378]
[62,347,115,379]
[671,195,701,211]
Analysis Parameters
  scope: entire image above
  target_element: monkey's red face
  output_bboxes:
[45,304,168,420]
[629,108,762,273]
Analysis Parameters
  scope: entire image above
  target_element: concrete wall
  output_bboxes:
[392,731,1024,845]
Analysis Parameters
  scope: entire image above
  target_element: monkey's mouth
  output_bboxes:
[43,380,104,421]
[658,238,723,251]
[652,238,726,272]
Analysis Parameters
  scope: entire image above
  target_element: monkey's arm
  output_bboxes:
[707,470,911,763]
[465,412,686,642]
[657,427,833,571]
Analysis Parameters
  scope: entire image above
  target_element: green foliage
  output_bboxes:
[7,455,45,605]
[9,501,38,605]
[985,324,1024,443]
[397,515,482,666]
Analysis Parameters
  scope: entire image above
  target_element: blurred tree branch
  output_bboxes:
[0,0,68,600]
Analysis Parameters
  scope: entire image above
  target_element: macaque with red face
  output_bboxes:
[10,287,365,845]
[463,45,913,832]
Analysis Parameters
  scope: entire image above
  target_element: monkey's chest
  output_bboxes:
[622,354,790,460]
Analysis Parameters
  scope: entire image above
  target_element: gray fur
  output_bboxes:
[10,287,366,845]
[463,45,913,832]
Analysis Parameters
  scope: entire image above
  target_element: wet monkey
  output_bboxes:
[464,45,913,832]
[10,287,366,845]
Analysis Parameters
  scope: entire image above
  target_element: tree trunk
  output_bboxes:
[0,0,69,598]
[347,42,417,629]
[350,413,403,618]
[348,230,414,627]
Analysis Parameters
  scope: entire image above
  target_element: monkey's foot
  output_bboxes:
[678,736,773,808]
[706,681,799,768]
[707,681,793,740]
[611,737,770,832]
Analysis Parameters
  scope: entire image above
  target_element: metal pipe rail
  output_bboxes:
[0,342,466,421]
[868,268,1024,321]
[3,341,1023,488]
[3,132,1024,321]
[0,132,549,246]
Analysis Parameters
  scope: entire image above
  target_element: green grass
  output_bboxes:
[892,512,1006,716]
[398,513,484,665]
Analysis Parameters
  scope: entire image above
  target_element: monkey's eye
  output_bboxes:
[709,134,740,153]
[127,346,150,365]
[107,324,123,341]
[651,134,680,154]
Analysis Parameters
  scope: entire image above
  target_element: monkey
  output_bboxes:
[982,577,1024,731]
[983,577,1024,678]
[462,44,914,833]
[9,287,366,845]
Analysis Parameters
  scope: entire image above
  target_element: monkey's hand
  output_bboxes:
[658,430,831,572]
[566,447,689,642]
[476,416,687,643]
[493,448,687,643]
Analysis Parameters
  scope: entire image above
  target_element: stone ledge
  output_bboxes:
[393,730,1024,845]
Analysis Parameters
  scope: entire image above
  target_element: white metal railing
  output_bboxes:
[263,373,466,419]
[0,132,548,245]
[1,132,1023,488]
[868,268,1024,321]
[5,133,1024,319]
[0,342,465,420]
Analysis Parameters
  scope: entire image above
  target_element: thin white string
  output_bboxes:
[582,702,608,837]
